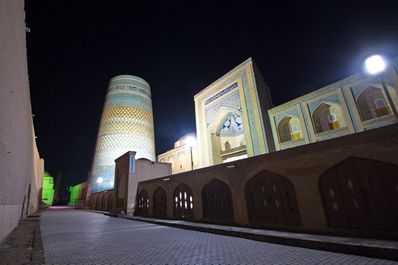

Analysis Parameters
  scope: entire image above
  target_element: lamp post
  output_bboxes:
[186,136,196,171]
[364,55,398,119]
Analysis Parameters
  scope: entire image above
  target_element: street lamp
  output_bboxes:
[364,55,386,74]
[364,55,398,119]
[186,136,196,170]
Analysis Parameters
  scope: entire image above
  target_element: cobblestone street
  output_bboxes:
[40,209,397,264]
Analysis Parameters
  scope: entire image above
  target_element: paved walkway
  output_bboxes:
[40,209,397,264]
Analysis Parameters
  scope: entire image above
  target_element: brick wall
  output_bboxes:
[137,124,398,239]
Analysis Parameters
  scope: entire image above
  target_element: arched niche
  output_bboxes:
[202,178,234,221]
[173,183,194,219]
[277,116,302,143]
[312,102,346,134]
[136,189,149,216]
[208,108,246,164]
[357,85,391,121]
[319,157,398,230]
[153,187,167,218]
[245,171,301,226]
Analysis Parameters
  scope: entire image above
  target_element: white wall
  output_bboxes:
[0,0,41,242]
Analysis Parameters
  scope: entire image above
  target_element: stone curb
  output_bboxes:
[118,215,398,262]
[0,213,45,265]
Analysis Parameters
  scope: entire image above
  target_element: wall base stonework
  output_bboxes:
[0,205,23,242]
[136,124,398,239]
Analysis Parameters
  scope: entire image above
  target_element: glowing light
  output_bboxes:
[96,177,104,184]
[365,55,386,74]
[186,136,196,147]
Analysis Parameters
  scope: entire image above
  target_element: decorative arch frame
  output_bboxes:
[153,186,167,218]
[136,189,149,216]
[173,183,194,219]
[319,157,398,229]
[245,171,301,226]
[202,178,234,221]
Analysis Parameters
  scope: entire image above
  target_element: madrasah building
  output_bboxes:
[158,56,398,172]
[85,56,398,239]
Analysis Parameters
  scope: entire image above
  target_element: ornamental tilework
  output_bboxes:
[205,90,241,126]
[274,109,300,125]
[308,93,341,114]
[90,75,155,193]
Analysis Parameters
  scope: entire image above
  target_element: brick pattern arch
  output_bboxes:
[320,157,398,229]
[136,190,149,216]
[202,178,234,221]
[245,171,301,226]
[153,187,167,218]
[173,183,194,219]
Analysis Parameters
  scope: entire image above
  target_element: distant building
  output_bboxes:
[89,152,170,214]
[89,75,156,193]
[42,172,55,206]
[68,182,88,207]
[158,133,199,174]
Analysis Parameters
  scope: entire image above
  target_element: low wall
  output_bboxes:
[136,124,398,239]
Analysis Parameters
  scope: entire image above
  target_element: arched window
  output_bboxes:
[245,171,301,226]
[136,190,149,216]
[357,86,391,121]
[173,183,194,219]
[202,179,234,221]
[277,116,302,143]
[312,103,342,133]
[153,187,167,218]
[319,157,398,230]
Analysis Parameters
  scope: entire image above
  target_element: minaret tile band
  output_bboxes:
[90,75,155,192]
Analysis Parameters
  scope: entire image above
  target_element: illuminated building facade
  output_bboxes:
[194,58,275,167]
[42,172,55,206]
[158,133,199,174]
[90,75,155,193]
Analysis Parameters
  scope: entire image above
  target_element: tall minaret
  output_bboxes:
[90,75,155,193]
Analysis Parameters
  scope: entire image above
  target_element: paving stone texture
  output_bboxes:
[0,215,44,265]
[40,210,397,265]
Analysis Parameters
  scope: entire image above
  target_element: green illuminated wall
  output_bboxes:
[68,183,83,206]
[42,171,54,206]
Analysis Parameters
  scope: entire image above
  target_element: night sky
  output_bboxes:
[25,0,398,187]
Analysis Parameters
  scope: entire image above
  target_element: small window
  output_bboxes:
[328,113,337,122]
[290,125,300,133]
[375,98,386,109]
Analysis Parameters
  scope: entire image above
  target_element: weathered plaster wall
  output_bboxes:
[0,0,41,242]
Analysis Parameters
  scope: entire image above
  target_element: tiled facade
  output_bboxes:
[90,75,156,193]
[268,60,398,151]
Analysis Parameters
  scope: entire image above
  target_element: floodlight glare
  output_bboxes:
[186,136,196,147]
[365,55,386,74]
[96,177,103,184]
